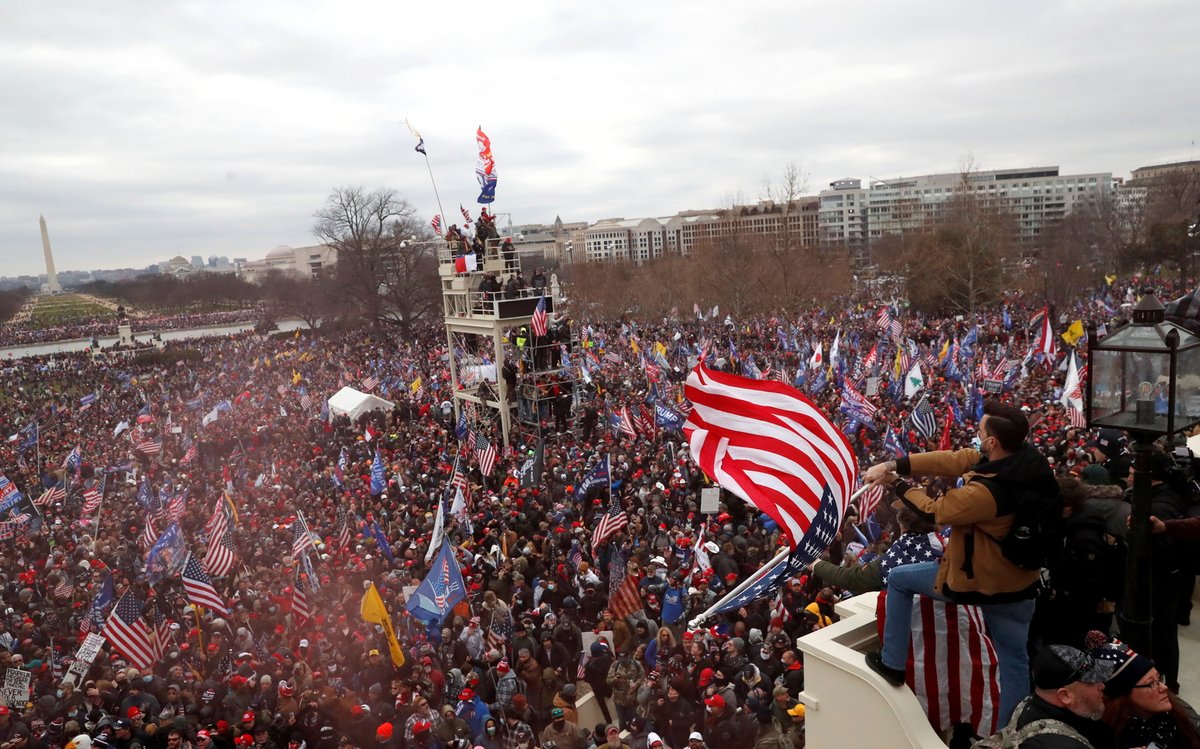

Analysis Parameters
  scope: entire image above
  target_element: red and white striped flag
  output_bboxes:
[361,375,380,392]
[104,591,154,670]
[683,363,857,548]
[431,215,443,236]
[181,553,229,615]
[531,296,549,337]
[139,518,158,551]
[291,513,316,559]
[205,530,236,578]
[909,598,999,737]
[460,204,472,224]
[858,483,886,520]
[617,405,637,439]
[1033,306,1058,359]
[291,569,310,627]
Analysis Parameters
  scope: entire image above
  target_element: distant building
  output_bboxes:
[158,256,195,276]
[191,255,205,269]
[237,245,337,283]
[818,166,1113,257]
[1128,159,1200,186]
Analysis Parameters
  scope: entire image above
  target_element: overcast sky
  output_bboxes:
[1,0,1197,278]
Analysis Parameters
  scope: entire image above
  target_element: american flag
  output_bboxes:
[910,598,999,737]
[683,363,857,549]
[135,437,163,456]
[633,405,655,438]
[876,306,893,332]
[531,296,549,337]
[1067,406,1088,428]
[53,575,73,599]
[431,215,442,236]
[486,606,513,653]
[336,507,353,551]
[361,375,380,392]
[37,481,67,506]
[182,553,229,615]
[460,204,472,223]
[104,591,154,670]
[180,442,198,465]
[450,464,471,508]
[617,405,637,439]
[990,357,1012,381]
[769,588,791,627]
[300,393,313,411]
[81,477,105,515]
[165,491,186,523]
[474,431,497,477]
[139,518,159,551]
[291,568,310,627]
[607,550,642,619]
[150,598,172,660]
[205,529,237,578]
[205,496,231,540]
[858,484,886,520]
[291,513,316,559]
[591,488,628,549]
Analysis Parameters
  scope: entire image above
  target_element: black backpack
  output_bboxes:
[980,477,1064,571]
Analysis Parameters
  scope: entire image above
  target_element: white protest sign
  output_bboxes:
[700,487,720,514]
[62,633,105,688]
[2,668,31,707]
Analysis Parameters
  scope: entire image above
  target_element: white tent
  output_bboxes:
[327,386,394,421]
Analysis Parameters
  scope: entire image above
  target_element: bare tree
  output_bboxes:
[313,187,415,325]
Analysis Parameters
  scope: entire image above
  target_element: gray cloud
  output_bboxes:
[1,0,1197,276]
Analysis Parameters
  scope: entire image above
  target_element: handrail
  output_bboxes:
[797,593,948,748]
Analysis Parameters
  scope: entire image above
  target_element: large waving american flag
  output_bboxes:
[205,529,236,578]
[531,296,549,337]
[104,591,154,670]
[683,363,857,548]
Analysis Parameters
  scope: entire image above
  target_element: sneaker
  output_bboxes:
[865,651,905,687]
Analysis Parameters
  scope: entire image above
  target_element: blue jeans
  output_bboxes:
[881,561,1035,725]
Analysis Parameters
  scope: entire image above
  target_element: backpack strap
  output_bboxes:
[1012,718,1091,747]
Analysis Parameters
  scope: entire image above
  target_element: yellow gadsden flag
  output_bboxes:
[1061,320,1085,347]
[361,582,405,667]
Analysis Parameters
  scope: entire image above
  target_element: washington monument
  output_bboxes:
[39,214,61,293]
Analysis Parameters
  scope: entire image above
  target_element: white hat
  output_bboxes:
[704,542,720,554]
[688,733,704,742]
[299,639,310,648]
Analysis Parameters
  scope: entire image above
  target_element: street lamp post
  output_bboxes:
[1086,293,1200,655]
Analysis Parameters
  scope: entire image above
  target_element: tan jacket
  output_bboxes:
[898,448,1042,601]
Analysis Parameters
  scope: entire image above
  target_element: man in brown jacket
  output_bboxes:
[862,400,1054,725]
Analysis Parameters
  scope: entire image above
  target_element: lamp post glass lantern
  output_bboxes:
[1086,293,1200,658]
[1087,294,1200,437]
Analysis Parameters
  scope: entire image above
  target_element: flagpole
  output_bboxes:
[422,153,449,234]
[687,484,869,629]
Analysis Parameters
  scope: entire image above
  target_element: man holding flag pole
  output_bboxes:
[859,399,1056,724]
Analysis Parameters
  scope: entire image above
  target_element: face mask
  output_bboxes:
[486,728,496,736]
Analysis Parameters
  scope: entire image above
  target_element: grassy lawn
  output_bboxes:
[26,294,113,327]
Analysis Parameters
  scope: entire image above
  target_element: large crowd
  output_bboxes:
[0,271,1197,749]
[0,309,263,349]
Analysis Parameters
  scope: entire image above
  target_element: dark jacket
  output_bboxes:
[1012,694,1117,749]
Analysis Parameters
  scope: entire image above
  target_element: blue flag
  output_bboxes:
[85,571,114,632]
[455,410,469,441]
[362,517,394,562]
[17,423,37,452]
[652,401,686,431]
[145,523,186,585]
[406,538,466,625]
[370,449,386,495]
[575,459,610,500]
[477,176,497,204]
